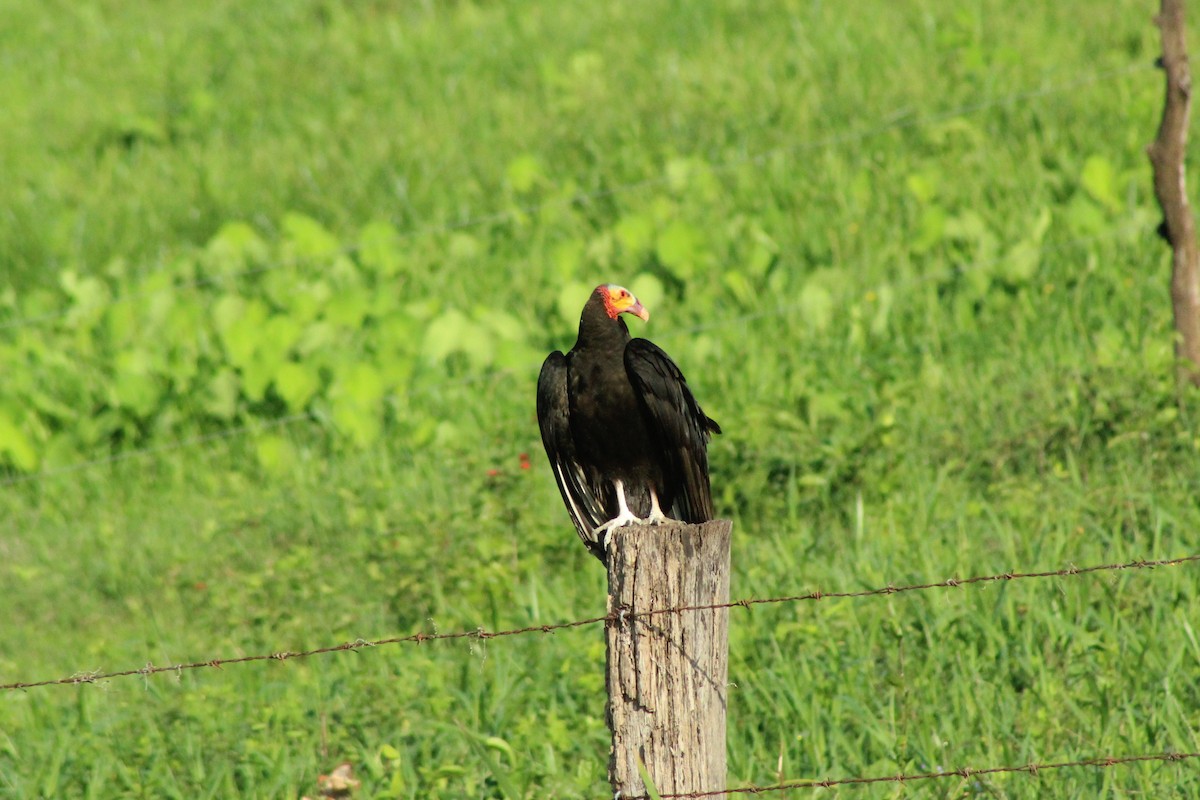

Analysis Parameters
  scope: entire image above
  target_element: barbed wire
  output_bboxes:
[0,61,1152,335]
[3,553,1194,692]
[635,751,1200,799]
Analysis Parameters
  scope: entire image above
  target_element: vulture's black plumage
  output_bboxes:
[537,284,720,561]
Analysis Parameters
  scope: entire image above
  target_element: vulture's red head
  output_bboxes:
[598,284,650,322]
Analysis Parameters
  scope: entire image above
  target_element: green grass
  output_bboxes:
[4,0,1200,797]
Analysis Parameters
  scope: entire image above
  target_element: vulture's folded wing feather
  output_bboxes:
[624,338,720,522]
[536,351,611,560]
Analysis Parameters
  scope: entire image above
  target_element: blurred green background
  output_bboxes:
[2,1,1199,797]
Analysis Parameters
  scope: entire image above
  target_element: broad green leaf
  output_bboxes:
[422,308,470,362]
[205,221,268,273]
[585,230,614,268]
[448,232,481,262]
[505,154,543,193]
[550,239,585,280]
[242,355,273,402]
[257,315,304,372]
[103,256,130,281]
[212,293,247,335]
[1081,155,1120,212]
[477,309,524,341]
[722,270,755,307]
[745,221,778,277]
[110,372,161,417]
[19,288,56,320]
[1001,239,1041,284]
[799,282,833,332]
[629,272,665,316]
[422,309,493,366]
[375,315,419,355]
[326,286,371,328]
[615,213,655,254]
[297,321,338,356]
[59,269,109,309]
[327,253,362,288]
[943,210,989,243]
[282,212,340,261]
[41,431,82,472]
[1065,194,1108,235]
[288,280,333,323]
[273,362,321,412]
[217,297,269,368]
[332,362,385,407]
[105,301,138,346]
[556,281,593,325]
[493,340,542,370]
[377,352,415,386]
[912,205,947,252]
[807,390,848,425]
[0,409,38,471]
[905,168,940,203]
[110,349,163,417]
[665,157,692,194]
[204,368,241,419]
[331,397,383,447]
[655,220,699,279]
[27,381,78,420]
[58,270,110,330]
[357,219,405,277]
[255,434,296,475]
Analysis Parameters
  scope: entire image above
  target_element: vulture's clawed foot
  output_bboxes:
[595,511,644,550]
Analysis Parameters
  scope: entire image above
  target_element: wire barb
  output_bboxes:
[2,553,1197,692]
[629,751,1200,799]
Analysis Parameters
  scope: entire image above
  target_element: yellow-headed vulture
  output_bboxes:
[537,284,721,561]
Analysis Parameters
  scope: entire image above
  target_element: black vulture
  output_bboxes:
[536,284,720,561]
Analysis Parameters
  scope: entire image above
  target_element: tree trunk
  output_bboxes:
[605,519,732,799]
[1148,0,1200,387]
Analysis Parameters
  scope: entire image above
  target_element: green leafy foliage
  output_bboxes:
[4,1,1199,799]
[0,212,569,471]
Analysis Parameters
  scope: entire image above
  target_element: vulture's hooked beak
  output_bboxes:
[628,301,650,323]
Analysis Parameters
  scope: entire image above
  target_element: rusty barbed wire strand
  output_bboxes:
[625,553,1200,620]
[2,553,1195,692]
[632,751,1200,799]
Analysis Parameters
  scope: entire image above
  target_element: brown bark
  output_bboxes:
[1148,0,1200,387]
[606,519,732,799]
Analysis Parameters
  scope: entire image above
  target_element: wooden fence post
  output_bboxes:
[605,519,732,799]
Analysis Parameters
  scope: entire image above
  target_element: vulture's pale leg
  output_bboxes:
[594,479,643,548]
[645,487,675,525]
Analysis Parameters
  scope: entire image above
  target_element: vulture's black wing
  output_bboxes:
[536,351,611,561]
[624,338,721,522]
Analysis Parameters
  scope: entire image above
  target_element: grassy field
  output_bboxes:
[3,0,1200,797]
